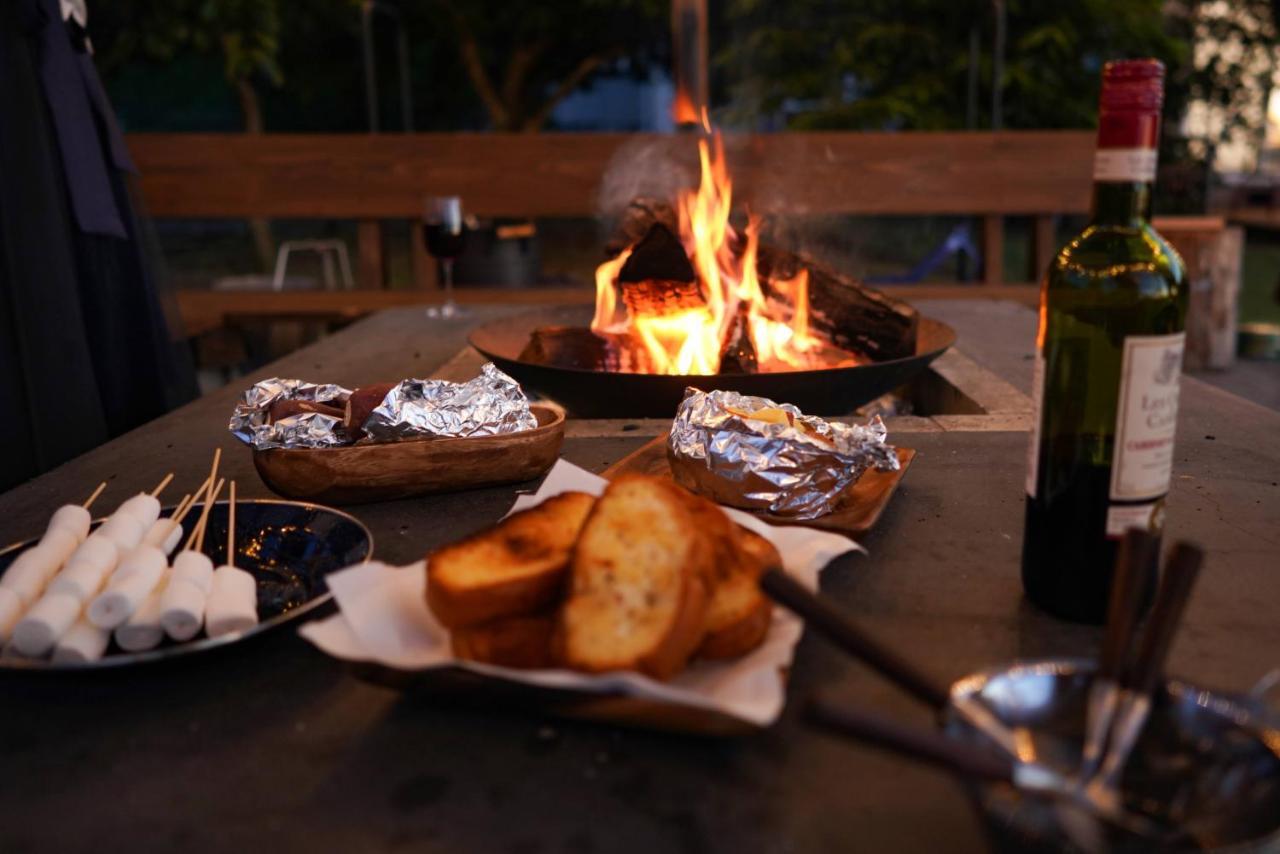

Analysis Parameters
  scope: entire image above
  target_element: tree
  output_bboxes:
[715,0,1185,132]
[436,0,668,131]
[97,0,284,266]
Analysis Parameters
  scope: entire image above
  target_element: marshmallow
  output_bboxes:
[115,572,168,652]
[1,546,59,607]
[12,592,82,657]
[46,504,91,543]
[39,527,80,570]
[88,554,166,629]
[47,535,119,602]
[98,513,146,551]
[159,580,207,641]
[52,619,110,664]
[117,494,162,527]
[204,566,259,638]
[170,551,214,594]
[0,587,23,643]
[109,545,166,586]
[160,552,215,641]
[142,518,185,555]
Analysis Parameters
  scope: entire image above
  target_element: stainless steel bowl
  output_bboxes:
[945,659,1280,852]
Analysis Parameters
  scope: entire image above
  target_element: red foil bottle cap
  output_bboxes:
[1101,59,1165,113]
[1097,59,1164,150]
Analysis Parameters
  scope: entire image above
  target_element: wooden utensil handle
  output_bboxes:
[1099,529,1156,682]
[1129,542,1203,696]
[807,695,1013,783]
[760,568,951,710]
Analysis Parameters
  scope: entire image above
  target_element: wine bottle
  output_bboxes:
[1022,59,1188,624]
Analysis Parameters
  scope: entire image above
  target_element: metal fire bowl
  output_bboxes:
[946,659,1280,852]
[468,305,957,418]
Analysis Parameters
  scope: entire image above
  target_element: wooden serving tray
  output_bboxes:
[603,435,914,536]
[253,403,565,504]
[349,662,762,737]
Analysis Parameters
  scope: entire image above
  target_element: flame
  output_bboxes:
[672,89,700,126]
[593,122,854,375]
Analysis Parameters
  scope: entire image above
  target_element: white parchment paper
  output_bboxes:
[299,459,861,726]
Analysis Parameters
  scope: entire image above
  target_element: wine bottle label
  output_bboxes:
[1111,332,1184,501]
[1025,351,1045,498]
[1105,499,1165,537]
[1093,148,1157,182]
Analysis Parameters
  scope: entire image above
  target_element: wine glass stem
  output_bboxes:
[442,259,455,308]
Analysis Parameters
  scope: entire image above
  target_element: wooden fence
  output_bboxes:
[127,131,1193,333]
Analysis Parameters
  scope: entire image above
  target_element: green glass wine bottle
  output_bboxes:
[1022,59,1188,624]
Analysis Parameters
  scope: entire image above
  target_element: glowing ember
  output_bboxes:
[592,116,863,375]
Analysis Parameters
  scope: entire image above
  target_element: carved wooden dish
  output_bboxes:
[252,403,565,504]
[603,435,914,537]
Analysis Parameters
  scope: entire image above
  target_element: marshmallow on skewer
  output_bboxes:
[158,473,224,641]
[53,618,111,664]
[42,481,105,544]
[160,551,214,641]
[205,482,258,638]
[117,493,162,528]
[114,472,174,529]
[47,534,119,602]
[205,567,258,638]
[0,587,22,643]
[87,546,166,629]
[36,527,80,575]
[46,505,92,544]
[12,592,82,657]
[97,512,147,552]
[115,571,169,652]
[140,488,202,556]
[0,545,61,607]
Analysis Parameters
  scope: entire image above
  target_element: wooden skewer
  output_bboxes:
[206,448,222,498]
[170,493,194,523]
[227,481,236,567]
[82,482,108,509]
[195,478,226,553]
[149,472,175,498]
[179,475,213,517]
[184,478,225,553]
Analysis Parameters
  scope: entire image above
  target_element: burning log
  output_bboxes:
[719,312,758,373]
[606,200,919,362]
[616,224,704,317]
[754,245,918,362]
[519,325,649,373]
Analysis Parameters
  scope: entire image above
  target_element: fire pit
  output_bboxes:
[470,125,955,418]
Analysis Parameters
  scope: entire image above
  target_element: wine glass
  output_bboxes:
[423,196,467,319]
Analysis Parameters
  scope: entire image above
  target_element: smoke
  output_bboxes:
[596,136,696,226]
[594,131,869,279]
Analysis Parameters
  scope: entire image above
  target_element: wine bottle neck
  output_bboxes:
[1091,181,1152,227]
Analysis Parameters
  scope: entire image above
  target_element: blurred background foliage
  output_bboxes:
[92,0,1279,209]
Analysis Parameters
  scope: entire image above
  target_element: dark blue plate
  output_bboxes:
[0,500,372,669]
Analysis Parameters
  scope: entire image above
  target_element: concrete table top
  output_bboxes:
[1,300,1276,854]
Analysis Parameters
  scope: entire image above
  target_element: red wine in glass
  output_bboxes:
[423,196,466,318]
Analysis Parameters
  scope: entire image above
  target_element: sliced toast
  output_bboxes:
[697,527,779,660]
[559,475,714,680]
[451,613,557,670]
[426,491,596,629]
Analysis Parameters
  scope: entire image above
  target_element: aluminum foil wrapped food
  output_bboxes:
[228,364,536,450]
[362,363,537,440]
[228,378,352,450]
[667,388,900,519]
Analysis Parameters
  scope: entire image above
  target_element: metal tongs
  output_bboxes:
[759,529,1204,844]
[1082,535,1204,812]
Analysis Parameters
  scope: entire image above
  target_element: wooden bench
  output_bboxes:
[124,131,1221,334]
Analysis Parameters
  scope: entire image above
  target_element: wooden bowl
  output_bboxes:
[252,403,565,504]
